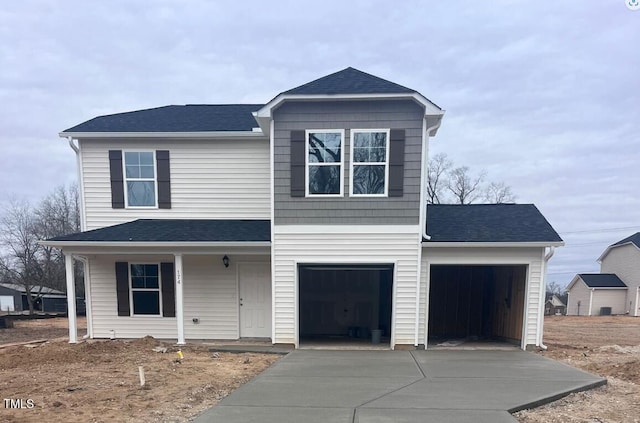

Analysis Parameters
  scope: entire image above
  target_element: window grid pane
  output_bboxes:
[127,181,156,207]
[353,165,386,195]
[132,292,160,315]
[352,131,388,195]
[124,152,156,207]
[309,165,341,194]
[308,132,341,163]
[307,131,342,195]
[131,264,161,315]
[353,132,387,163]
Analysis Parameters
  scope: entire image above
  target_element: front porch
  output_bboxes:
[64,252,271,344]
[41,219,272,344]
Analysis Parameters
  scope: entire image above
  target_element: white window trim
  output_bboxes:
[122,150,159,209]
[349,129,390,197]
[305,129,345,198]
[129,263,163,317]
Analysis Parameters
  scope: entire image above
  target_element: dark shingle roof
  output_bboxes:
[62,104,263,133]
[283,67,417,96]
[578,274,627,288]
[611,232,640,249]
[48,219,270,242]
[425,204,563,243]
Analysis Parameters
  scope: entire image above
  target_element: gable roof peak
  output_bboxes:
[283,67,419,96]
[611,232,640,248]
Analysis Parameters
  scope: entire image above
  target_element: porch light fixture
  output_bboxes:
[222,255,230,268]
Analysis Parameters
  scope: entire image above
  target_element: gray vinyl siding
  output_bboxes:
[273,100,425,225]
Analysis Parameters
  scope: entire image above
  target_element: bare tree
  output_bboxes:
[34,184,81,293]
[0,200,44,314]
[447,166,486,204]
[0,184,82,313]
[426,153,452,204]
[484,181,516,204]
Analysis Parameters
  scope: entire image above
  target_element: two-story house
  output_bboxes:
[44,68,563,350]
[567,232,640,316]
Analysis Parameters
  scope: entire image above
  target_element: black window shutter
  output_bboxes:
[115,262,130,316]
[160,262,176,317]
[388,129,406,197]
[109,150,125,208]
[156,150,171,209]
[290,130,306,197]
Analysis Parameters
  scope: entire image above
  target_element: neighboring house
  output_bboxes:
[566,274,627,316]
[0,283,85,314]
[42,67,563,350]
[545,294,566,315]
[567,233,640,317]
[0,284,22,312]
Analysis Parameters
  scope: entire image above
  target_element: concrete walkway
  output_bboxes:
[193,350,605,423]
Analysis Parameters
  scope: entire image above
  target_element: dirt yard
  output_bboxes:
[0,316,87,345]
[515,315,640,423]
[0,319,280,422]
[2,316,639,422]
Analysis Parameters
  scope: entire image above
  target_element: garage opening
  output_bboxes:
[298,264,393,347]
[428,265,526,347]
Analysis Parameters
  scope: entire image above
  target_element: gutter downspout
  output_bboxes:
[537,246,555,350]
[635,286,640,317]
[421,118,443,242]
[67,137,86,231]
[588,288,595,317]
[415,116,443,347]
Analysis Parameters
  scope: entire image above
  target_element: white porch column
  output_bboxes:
[64,253,77,343]
[174,254,185,345]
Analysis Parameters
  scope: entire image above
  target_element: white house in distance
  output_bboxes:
[42,68,563,350]
[567,233,640,316]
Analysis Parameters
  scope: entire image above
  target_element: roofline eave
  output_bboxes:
[59,130,267,139]
[255,92,444,120]
[40,240,271,248]
[588,286,628,290]
[421,241,564,248]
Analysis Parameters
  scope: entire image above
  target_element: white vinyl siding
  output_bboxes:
[88,254,269,340]
[566,280,592,316]
[420,247,545,348]
[183,255,238,339]
[601,243,640,315]
[79,138,270,230]
[591,289,628,315]
[89,255,176,339]
[273,226,421,347]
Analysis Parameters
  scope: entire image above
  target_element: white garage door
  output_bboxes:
[0,295,15,312]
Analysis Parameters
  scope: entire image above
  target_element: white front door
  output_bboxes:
[239,263,271,338]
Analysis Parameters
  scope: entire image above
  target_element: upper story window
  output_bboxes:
[124,151,157,207]
[306,130,344,196]
[130,263,162,315]
[350,129,389,196]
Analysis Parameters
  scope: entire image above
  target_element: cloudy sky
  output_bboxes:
[1,1,638,287]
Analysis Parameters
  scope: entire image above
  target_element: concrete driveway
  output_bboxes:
[194,350,605,423]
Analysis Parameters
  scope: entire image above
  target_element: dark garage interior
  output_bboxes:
[428,265,527,345]
[299,264,393,345]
